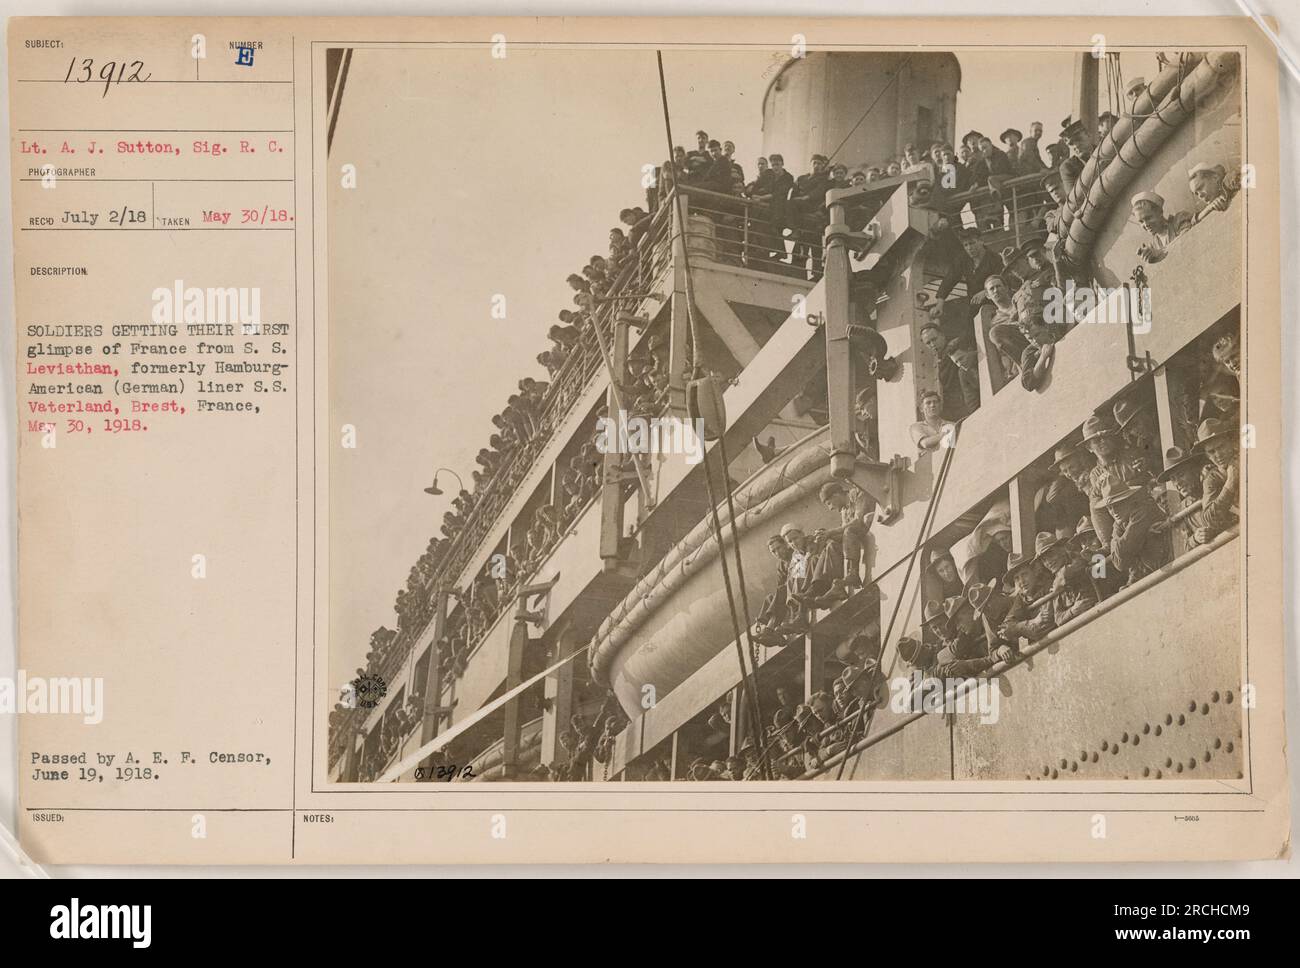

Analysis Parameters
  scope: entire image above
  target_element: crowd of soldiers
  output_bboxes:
[336,106,1245,778]
[524,698,631,781]
[911,108,1242,437]
[903,323,1239,678]
[696,319,1240,779]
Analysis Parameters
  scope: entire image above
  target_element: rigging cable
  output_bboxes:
[832,435,958,780]
[825,54,915,166]
[656,50,769,775]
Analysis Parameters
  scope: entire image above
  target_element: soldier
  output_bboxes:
[1194,417,1239,542]
[1155,445,1209,551]
[941,583,1009,663]
[919,322,980,421]
[1058,118,1094,196]
[1132,192,1193,264]
[812,685,839,729]
[1097,111,1118,140]
[1039,441,1092,539]
[818,480,875,590]
[897,626,1013,681]
[1083,412,1149,545]
[997,534,1059,643]
[753,535,795,647]
[1037,529,1098,627]
[1096,479,1171,586]
[971,135,1014,196]
[1067,516,1123,603]
[1113,395,1163,481]
[1017,238,1053,283]
[790,703,829,770]
[968,577,1015,645]
[920,599,950,647]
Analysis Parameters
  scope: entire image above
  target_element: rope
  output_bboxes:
[655,51,702,381]
[716,430,766,731]
[656,50,768,776]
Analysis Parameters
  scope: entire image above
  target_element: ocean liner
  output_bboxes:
[327,48,1246,785]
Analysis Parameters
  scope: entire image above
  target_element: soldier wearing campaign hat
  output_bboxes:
[1038,440,1092,539]
[968,577,1019,651]
[921,599,950,646]
[1095,477,1170,586]
[1156,445,1206,501]
[1193,417,1239,543]
[998,532,1059,643]
[1155,445,1210,551]
[1113,393,1162,481]
[1067,516,1123,603]
[897,631,1012,680]
[1082,411,1151,546]
[1036,523,1098,627]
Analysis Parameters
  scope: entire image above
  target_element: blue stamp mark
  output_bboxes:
[235,47,254,67]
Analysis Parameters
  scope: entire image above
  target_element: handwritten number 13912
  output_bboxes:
[62,58,151,97]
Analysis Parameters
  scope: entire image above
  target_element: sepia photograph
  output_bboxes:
[324,41,1249,788]
[3,5,1290,890]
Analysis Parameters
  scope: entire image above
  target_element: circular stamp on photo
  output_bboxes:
[353,673,387,709]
